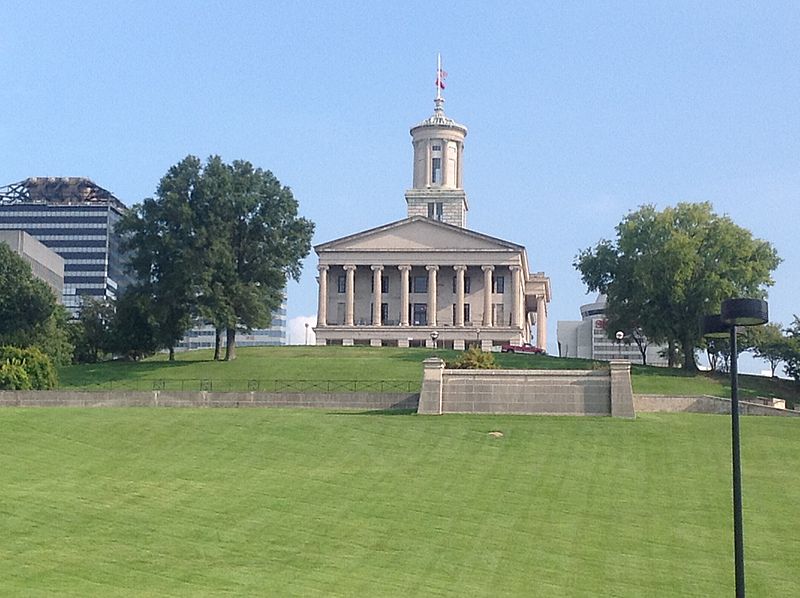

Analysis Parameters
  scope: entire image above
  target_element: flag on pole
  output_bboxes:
[436,68,448,89]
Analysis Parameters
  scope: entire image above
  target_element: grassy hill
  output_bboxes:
[1,409,798,596]
[56,346,800,406]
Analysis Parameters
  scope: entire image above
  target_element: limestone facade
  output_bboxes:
[313,87,550,350]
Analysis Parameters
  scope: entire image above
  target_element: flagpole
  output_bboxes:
[437,53,441,100]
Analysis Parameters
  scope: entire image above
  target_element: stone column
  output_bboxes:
[510,265,521,328]
[316,265,329,327]
[454,265,466,326]
[482,265,494,327]
[457,142,464,188]
[418,357,445,415]
[371,265,383,326]
[536,295,547,349]
[398,265,411,326]
[441,140,448,187]
[610,360,636,418]
[426,265,438,326]
[425,142,432,185]
[344,264,356,326]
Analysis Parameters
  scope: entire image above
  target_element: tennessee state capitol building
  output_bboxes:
[313,74,551,350]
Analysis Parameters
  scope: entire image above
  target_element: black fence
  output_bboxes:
[69,379,420,393]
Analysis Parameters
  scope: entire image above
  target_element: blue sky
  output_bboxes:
[2,2,798,370]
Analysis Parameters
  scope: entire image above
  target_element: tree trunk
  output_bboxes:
[225,327,237,361]
[682,338,698,371]
[168,347,175,361]
[214,326,223,361]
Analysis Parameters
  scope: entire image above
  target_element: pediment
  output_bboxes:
[316,217,523,253]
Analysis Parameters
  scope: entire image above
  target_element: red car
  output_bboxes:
[500,343,545,354]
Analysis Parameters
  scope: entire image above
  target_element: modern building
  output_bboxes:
[0,177,133,315]
[557,294,668,365]
[177,301,287,350]
[0,229,64,297]
[313,87,550,350]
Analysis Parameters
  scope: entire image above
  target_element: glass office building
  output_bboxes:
[0,177,133,315]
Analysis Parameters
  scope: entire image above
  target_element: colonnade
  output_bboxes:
[316,263,529,330]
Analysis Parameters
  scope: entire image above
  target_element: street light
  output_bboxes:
[430,330,439,349]
[304,322,310,345]
[702,298,768,598]
[615,330,624,358]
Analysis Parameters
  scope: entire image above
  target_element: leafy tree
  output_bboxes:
[0,243,73,365]
[0,242,57,340]
[782,316,800,382]
[198,157,314,360]
[73,298,116,363]
[120,155,314,361]
[111,290,159,361]
[117,157,200,359]
[747,323,785,378]
[574,202,780,370]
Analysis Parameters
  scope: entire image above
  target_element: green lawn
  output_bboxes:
[1,409,798,596]
[56,346,800,406]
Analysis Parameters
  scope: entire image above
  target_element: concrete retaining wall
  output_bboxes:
[418,358,635,417]
[0,390,419,411]
[634,395,800,417]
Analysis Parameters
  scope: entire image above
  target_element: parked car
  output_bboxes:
[500,343,545,354]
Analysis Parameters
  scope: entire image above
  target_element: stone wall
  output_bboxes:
[418,358,635,417]
[634,395,800,417]
[0,391,419,411]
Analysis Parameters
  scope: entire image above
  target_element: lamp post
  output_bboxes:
[304,322,309,346]
[615,330,624,358]
[430,330,439,350]
[702,298,768,598]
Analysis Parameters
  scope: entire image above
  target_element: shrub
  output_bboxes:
[0,346,57,389]
[446,347,498,369]
[0,363,32,390]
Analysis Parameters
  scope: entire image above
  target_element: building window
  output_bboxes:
[412,275,428,293]
[493,276,505,294]
[337,275,346,293]
[370,275,389,293]
[492,303,505,327]
[413,303,427,326]
[427,202,443,221]
[432,144,441,151]
[336,303,345,324]
[381,303,389,323]
[452,275,471,294]
[431,157,442,184]
[452,303,471,323]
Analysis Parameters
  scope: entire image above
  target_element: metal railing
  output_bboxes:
[67,378,420,393]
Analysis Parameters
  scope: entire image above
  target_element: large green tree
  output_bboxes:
[196,157,314,360]
[118,156,205,360]
[119,155,314,361]
[782,316,800,382]
[0,242,57,339]
[574,202,780,370]
[0,243,73,365]
[747,322,786,378]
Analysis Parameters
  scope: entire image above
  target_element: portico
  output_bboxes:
[314,218,550,350]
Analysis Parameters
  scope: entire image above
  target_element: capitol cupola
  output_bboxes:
[405,56,469,227]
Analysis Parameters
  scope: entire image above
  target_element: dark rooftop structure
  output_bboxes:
[0,177,127,211]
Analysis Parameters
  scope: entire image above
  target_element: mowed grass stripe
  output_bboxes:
[1,410,798,596]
